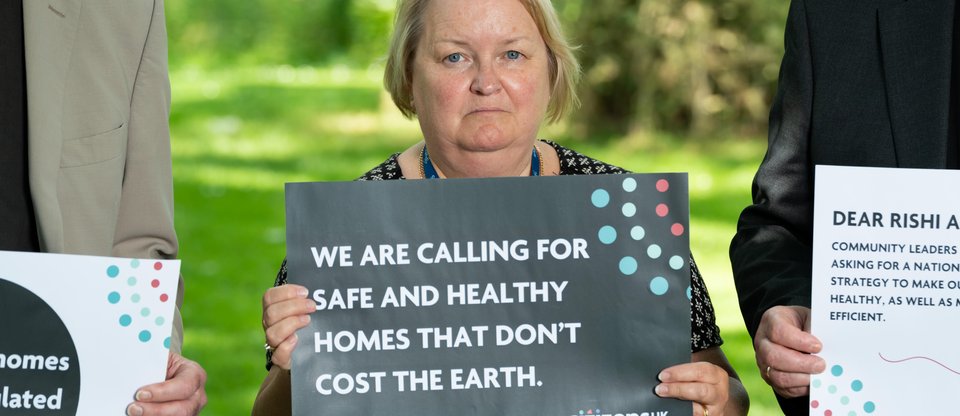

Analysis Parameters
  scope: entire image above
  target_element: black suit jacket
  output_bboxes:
[730,0,955,414]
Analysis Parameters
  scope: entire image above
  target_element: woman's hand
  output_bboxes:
[262,284,315,370]
[655,361,730,416]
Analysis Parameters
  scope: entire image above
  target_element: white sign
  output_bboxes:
[812,165,960,415]
[0,251,179,415]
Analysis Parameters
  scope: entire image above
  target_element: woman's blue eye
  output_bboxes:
[445,53,463,63]
[506,50,521,60]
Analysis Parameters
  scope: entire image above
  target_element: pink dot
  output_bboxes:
[153,262,163,271]
[151,279,160,288]
[656,204,669,217]
[656,179,669,192]
[671,223,685,236]
[160,293,169,302]
[811,401,819,409]
[824,410,832,416]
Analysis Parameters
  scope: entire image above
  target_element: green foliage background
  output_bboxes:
[164,0,790,414]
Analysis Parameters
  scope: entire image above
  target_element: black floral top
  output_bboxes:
[268,140,722,368]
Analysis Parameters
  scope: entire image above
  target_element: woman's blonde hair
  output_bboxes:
[383,0,580,123]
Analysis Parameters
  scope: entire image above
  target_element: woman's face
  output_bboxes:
[411,0,552,153]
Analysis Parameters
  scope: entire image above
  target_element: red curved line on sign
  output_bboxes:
[878,353,960,376]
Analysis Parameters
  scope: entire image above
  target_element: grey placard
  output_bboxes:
[286,174,691,416]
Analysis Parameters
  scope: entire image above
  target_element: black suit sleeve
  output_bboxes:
[730,0,815,339]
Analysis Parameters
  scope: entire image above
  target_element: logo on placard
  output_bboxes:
[0,279,81,414]
[104,259,173,349]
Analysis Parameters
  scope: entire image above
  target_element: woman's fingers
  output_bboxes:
[655,362,729,415]
[265,314,311,349]
[262,284,314,371]
[270,333,300,370]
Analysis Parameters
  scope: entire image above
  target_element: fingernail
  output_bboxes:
[300,315,311,324]
[291,333,299,346]
[654,384,667,396]
[658,371,671,382]
[126,404,144,416]
[135,390,152,401]
[297,287,309,297]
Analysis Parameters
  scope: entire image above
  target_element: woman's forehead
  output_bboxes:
[420,0,540,42]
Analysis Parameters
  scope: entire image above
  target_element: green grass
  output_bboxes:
[171,65,780,415]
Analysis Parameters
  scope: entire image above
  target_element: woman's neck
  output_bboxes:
[427,143,535,178]
[397,140,559,179]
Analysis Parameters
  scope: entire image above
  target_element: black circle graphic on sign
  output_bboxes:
[0,278,80,414]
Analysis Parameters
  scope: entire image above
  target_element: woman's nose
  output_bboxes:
[470,63,502,95]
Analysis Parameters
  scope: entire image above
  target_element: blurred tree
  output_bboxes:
[567,0,788,138]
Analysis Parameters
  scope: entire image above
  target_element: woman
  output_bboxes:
[254,0,749,415]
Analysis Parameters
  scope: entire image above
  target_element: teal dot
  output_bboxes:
[591,189,610,208]
[649,277,669,295]
[598,226,617,244]
[851,380,863,392]
[127,276,137,286]
[631,226,645,240]
[831,365,844,376]
[619,257,638,275]
[139,330,152,343]
[647,244,662,259]
[140,307,151,317]
[155,316,165,326]
[107,292,121,304]
[828,385,837,394]
[119,314,132,327]
[863,402,875,413]
[163,337,171,349]
[106,265,120,278]
[622,203,637,217]
[849,412,858,416]
[131,293,141,303]
[669,255,684,270]
[841,396,850,405]
[622,178,637,192]
[686,286,691,300]
[812,379,822,388]
[130,259,140,268]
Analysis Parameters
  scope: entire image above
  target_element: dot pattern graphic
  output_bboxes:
[591,189,610,208]
[671,223,684,236]
[669,256,684,270]
[656,179,669,192]
[649,277,669,295]
[589,177,688,304]
[598,226,617,244]
[619,257,638,275]
[655,204,669,217]
[104,261,174,349]
[647,244,662,259]
[811,363,876,416]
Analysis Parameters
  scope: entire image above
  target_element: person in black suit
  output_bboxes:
[730,0,958,414]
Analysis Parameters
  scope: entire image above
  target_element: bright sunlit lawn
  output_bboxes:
[171,65,780,415]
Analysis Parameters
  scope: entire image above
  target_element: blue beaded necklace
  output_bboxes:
[419,145,542,178]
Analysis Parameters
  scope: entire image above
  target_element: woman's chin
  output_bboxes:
[457,124,532,152]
